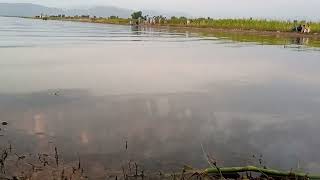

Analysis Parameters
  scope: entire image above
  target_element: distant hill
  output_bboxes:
[0,3,61,17]
[0,3,132,18]
[0,3,189,18]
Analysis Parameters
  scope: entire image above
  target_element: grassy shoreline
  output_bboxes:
[33,16,320,35]
[28,16,320,48]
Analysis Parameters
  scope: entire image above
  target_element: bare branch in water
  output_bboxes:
[77,153,81,170]
[54,146,59,167]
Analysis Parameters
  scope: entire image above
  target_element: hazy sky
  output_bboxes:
[1,0,320,20]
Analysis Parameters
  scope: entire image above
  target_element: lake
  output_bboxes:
[1,16,320,178]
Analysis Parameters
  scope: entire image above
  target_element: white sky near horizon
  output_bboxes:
[1,0,320,20]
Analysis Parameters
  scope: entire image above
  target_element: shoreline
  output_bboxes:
[165,25,320,39]
[31,17,320,39]
[155,25,320,44]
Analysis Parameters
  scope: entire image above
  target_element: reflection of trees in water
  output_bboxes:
[130,25,141,35]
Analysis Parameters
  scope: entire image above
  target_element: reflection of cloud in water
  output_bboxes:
[80,131,90,144]
[155,97,170,117]
[33,114,47,137]
[1,86,320,172]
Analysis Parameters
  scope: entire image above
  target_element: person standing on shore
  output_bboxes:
[301,25,306,33]
[297,24,303,33]
[306,24,311,33]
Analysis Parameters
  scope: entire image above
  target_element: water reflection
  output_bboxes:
[293,37,309,45]
[1,84,320,173]
[130,25,141,33]
[191,29,320,49]
[1,16,320,175]
[1,16,320,50]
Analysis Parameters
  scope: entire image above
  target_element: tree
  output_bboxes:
[171,16,177,20]
[179,16,187,21]
[131,11,143,19]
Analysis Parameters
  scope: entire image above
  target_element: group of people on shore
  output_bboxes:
[293,24,311,33]
[130,16,167,26]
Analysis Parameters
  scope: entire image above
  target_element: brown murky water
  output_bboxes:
[1,17,320,176]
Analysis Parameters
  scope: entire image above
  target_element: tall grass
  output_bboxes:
[35,16,320,33]
[92,17,130,24]
[167,18,320,32]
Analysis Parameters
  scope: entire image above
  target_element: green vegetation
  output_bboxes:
[204,166,320,179]
[194,30,320,48]
[167,18,320,33]
[131,11,143,20]
[33,15,320,48]
[91,17,130,25]
[35,14,320,33]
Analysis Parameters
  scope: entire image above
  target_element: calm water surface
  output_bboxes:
[1,17,320,174]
